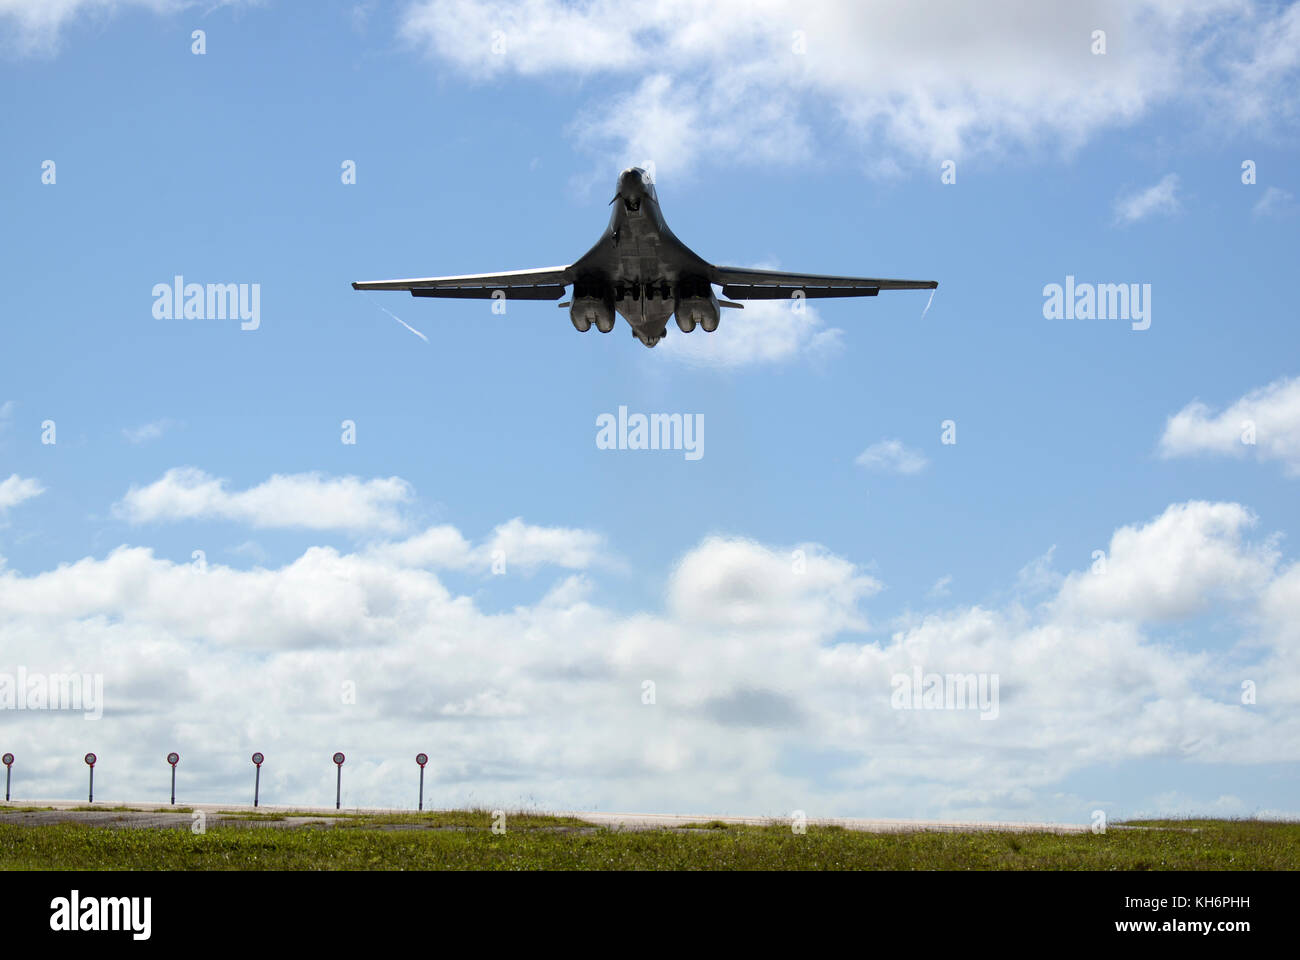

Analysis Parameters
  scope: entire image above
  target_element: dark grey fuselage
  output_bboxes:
[351,166,937,348]
[568,168,715,347]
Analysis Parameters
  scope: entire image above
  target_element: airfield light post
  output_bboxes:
[167,752,180,805]
[251,753,264,807]
[2,753,12,802]
[84,753,96,803]
[416,753,428,811]
[333,752,345,810]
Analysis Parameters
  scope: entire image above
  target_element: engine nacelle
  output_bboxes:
[675,275,719,333]
[571,276,616,333]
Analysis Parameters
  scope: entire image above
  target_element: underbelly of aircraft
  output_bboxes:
[612,214,677,345]
[614,292,673,342]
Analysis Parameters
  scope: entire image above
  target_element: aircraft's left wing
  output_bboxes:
[352,266,571,300]
[711,265,936,300]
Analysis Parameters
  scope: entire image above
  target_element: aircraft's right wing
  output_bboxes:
[352,266,572,300]
[711,266,937,300]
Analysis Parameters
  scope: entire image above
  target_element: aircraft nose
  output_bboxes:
[618,168,645,198]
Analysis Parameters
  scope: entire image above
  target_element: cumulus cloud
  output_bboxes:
[1253,185,1296,217]
[1220,0,1300,126]
[1055,501,1277,621]
[1113,173,1181,224]
[1015,546,1062,598]
[114,467,415,533]
[367,524,474,568]
[368,517,606,572]
[0,1,163,54]
[655,297,842,368]
[0,474,44,514]
[568,72,813,180]
[927,574,953,599]
[480,516,605,571]
[0,498,1297,819]
[402,1,1300,177]
[1158,376,1300,476]
[666,537,879,631]
[856,438,928,475]
[122,419,176,444]
[0,1,263,55]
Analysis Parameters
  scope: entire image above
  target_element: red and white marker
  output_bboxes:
[416,753,429,811]
[166,752,179,804]
[251,752,264,807]
[332,753,345,809]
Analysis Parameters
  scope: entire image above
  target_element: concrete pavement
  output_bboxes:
[0,799,1095,833]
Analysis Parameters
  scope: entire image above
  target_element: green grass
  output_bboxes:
[0,814,1295,870]
[212,808,591,829]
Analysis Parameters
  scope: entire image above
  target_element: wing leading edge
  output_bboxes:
[352,266,572,300]
[711,265,937,301]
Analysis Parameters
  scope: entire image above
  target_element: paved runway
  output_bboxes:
[563,811,1094,833]
[1,800,1093,833]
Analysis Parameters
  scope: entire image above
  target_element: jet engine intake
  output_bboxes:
[571,276,616,333]
[674,275,720,333]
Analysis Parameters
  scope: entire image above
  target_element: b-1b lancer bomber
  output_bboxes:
[352,168,937,348]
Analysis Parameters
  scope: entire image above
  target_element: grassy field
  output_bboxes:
[1,812,1297,870]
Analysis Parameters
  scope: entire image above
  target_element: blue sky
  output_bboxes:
[1,0,1299,821]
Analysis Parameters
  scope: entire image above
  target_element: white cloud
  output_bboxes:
[1,1,175,55]
[114,467,415,533]
[1113,173,1181,224]
[1159,376,1300,475]
[0,0,261,56]
[0,497,1297,819]
[1,497,1298,819]
[568,72,814,182]
[1055,501,1277,621]
[1253,185,1296,217]
[401,1,1300,176]
[226,540,269,563]
[368,524,473,567]
[368,517,606,572]
[480,516,605,572]
[856,438,928,475]
[1217,0,1300,126]
[655,296,841,368]
[440,690,526,717]
[122,419,176,444]
[0,474,44,514]
[1015,546,1062,597]
[667,537,879,631]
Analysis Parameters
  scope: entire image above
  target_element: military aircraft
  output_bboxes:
[352,167,937,348]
